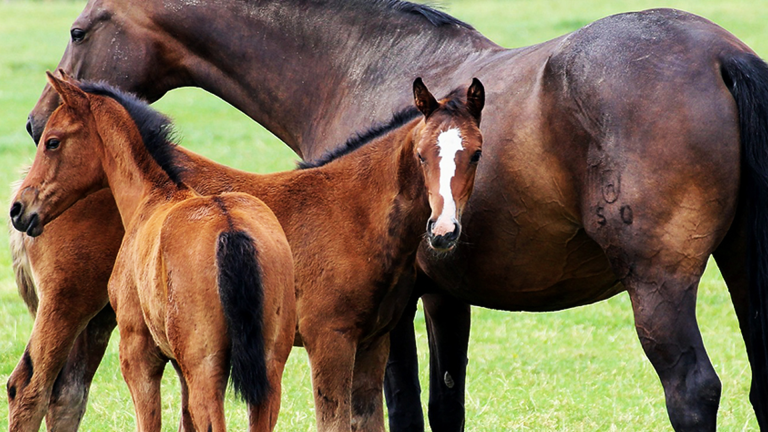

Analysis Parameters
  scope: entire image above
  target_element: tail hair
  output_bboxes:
[722,52,768,421]
[217,230,269,405]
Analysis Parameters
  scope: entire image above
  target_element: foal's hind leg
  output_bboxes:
[117,306,166,432]
[170,360,195,432]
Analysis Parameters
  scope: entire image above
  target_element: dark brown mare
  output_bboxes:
[16,1,768,430]
[12,72,298,431]
[12,73,486,431]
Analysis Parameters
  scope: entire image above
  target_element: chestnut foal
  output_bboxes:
[10,72,296,432]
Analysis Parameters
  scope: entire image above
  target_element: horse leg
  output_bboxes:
[118,319,166,432]
[248,309,293,432]
[7,291,111,432]
[302,325,356,432]
[45,305,116,431]
[422,293,470,432]
[170,360,195,432]
[350,336,389,432]
[181,364,227,432]
[621,260,720,430]
[384,290,424,432]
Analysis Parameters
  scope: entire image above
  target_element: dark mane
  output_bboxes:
[298,106,420,169]
[78,81,184,186]
[380,0,474,29]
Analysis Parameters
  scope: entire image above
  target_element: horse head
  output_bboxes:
[12,71,107,237]
[27,0,176,143]
[412,77,484,251]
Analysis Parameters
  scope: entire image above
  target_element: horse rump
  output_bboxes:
[216,230,270,406]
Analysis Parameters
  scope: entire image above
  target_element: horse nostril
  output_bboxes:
[444,224,460,242]
[25,116,34,139]
[427,219,436,233]
[10,202,22,219]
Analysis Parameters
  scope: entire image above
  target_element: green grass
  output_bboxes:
[0,0,765,430]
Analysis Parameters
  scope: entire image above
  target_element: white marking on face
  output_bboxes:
[435,128,463,229]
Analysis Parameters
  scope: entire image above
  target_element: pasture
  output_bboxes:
[0,0,766,430]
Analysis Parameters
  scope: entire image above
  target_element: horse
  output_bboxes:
[10,71,298,431]
[11,71,486,431]
[16,1,768,430]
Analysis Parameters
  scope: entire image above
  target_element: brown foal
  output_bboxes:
[10,72,297,432]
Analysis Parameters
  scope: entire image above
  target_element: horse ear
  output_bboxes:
[466,78,485,124]
[46,70,89,110]
[413,77,439,118]
[56,68,79,85]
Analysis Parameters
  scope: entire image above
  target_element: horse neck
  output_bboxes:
[148,0,500,159]
[90,98,184,227]
[289,124,430,252]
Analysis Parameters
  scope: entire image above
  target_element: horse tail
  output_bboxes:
[216,230,270,406]
[722,52,768,418]
[9,173,38,316]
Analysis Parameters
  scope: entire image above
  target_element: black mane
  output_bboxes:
[382,0,473,29]
[78,81,184,186]
[298,106,420,169]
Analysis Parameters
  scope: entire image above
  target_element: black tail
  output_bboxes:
[722,53,768,426]
[217,230,269,406]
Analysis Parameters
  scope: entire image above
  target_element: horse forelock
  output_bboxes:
[77,81,184,186]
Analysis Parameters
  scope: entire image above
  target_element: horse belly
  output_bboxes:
[420,216,621,312]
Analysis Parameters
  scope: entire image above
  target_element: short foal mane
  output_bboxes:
[297,106,420,169]
[77,81,184,186]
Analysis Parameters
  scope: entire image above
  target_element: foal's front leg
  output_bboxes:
[301,324,357,432]
[351,336,389,432]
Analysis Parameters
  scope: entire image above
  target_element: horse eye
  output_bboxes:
[470,150,482,163]
[417,153,426,164]
[70,28,86,43]
[45,138,60,150]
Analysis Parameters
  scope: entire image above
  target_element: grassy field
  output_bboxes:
[0,0,766,430]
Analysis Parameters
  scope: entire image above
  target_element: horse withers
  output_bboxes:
[10,71,296,432]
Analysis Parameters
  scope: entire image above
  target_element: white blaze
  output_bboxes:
[435,128,464,229]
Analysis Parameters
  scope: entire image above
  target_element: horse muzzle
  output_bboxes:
[426,218,460,251]
[10,201,43,237]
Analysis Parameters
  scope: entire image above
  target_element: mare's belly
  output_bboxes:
[418,224,623,312]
